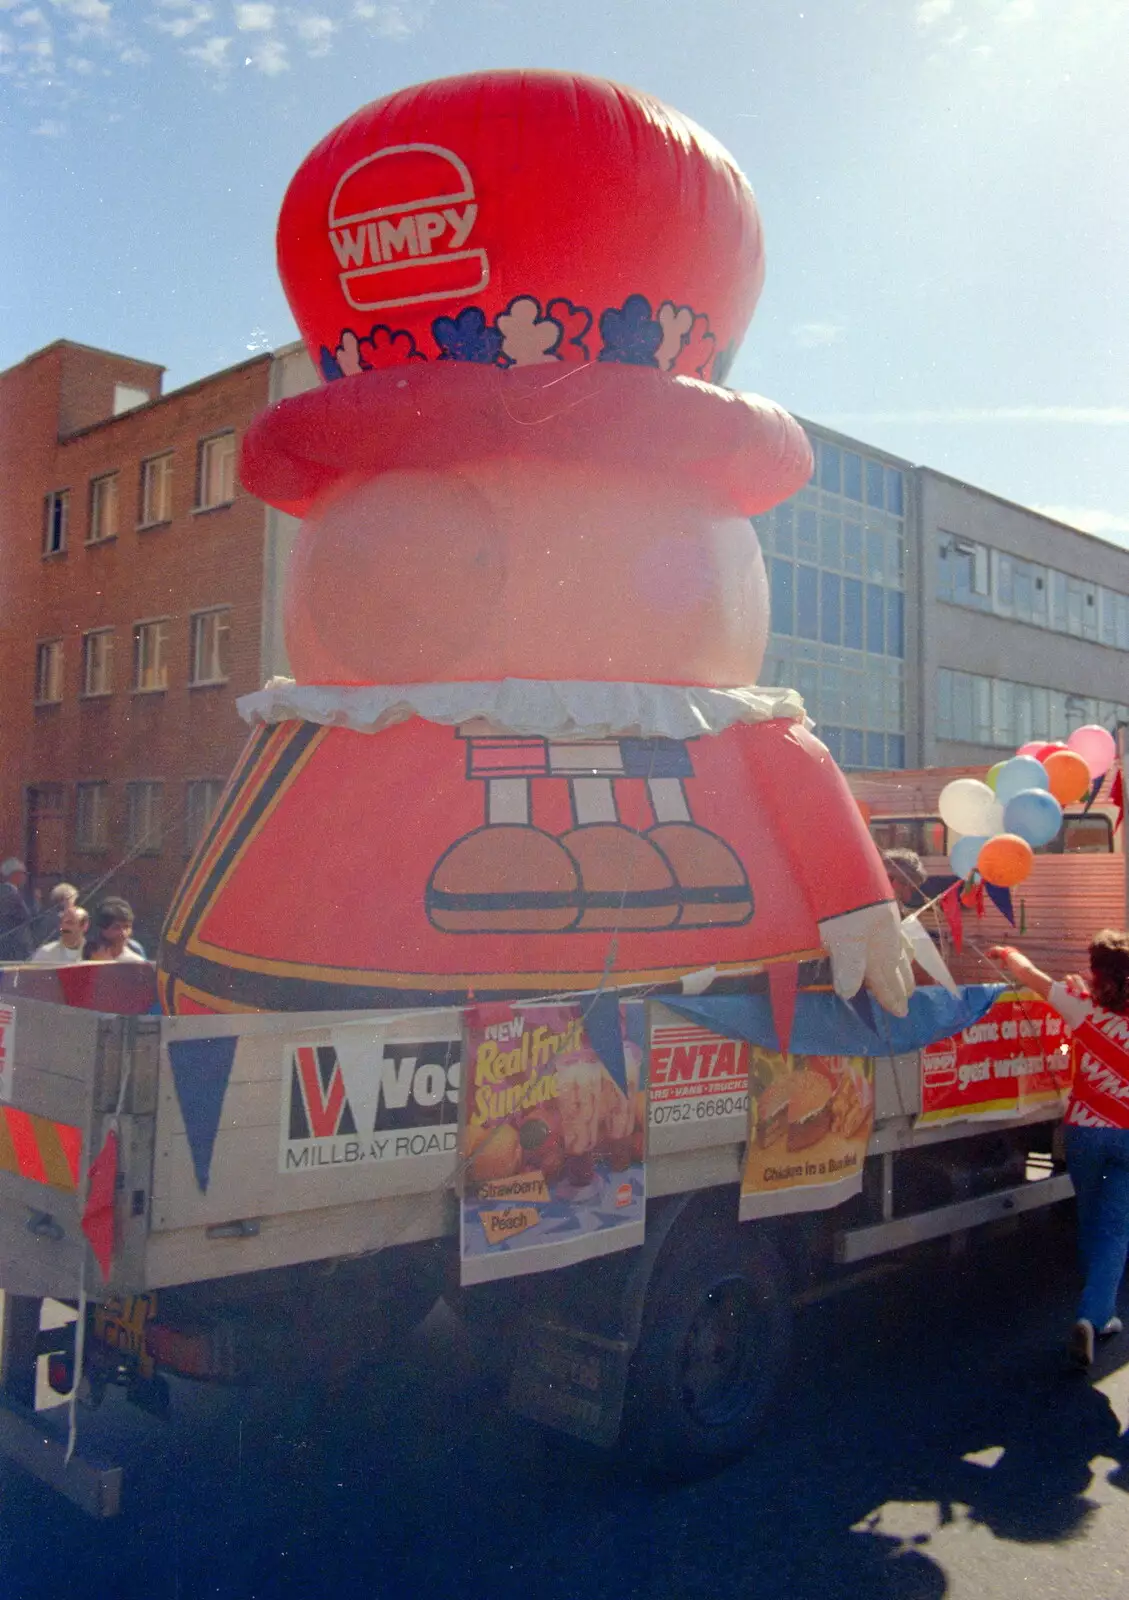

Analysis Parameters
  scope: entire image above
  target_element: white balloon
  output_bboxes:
[938,779,1001,838]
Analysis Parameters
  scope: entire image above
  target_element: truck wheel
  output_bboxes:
[625,1228,791,1478]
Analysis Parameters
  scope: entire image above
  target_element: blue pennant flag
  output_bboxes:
[984,882,1015,926]
[662,984,1004,1058]
[584,992,628,1092]
[167,1035,238,1193]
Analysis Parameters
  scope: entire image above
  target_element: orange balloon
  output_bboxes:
[1042,749,1091,806]
[977,834,1034,888]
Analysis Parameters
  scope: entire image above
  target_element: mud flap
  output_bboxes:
[507,1318,634,1447]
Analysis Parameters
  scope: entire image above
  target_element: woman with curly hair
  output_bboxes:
[991,931,1129,1368]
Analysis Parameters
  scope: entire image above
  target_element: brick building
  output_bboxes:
[0,340,281,947]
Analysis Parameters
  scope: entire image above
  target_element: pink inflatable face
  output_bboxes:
[283,458,770,688]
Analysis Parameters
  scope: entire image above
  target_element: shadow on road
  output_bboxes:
[2,1213,1129,1600]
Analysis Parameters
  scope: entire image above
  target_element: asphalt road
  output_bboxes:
[3,1208,1129,1600]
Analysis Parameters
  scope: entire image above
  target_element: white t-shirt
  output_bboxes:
[29,940,84,966]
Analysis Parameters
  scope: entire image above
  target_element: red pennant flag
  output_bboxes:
[1111,767,1124,833]
[941,884,964,954]
[768,961,799,1056]
[81,1129,118,1282]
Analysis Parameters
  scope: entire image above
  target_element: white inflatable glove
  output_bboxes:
[817,902,915,1018]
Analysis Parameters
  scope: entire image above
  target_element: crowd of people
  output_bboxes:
[0,858,145,965]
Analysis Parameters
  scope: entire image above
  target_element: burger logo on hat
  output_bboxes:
[327,142,489,313]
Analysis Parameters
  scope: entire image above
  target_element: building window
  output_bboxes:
[126,782,163,854]
[190,608,230,685]
[140,453,174,527]
[75,782,110,851]
[133,619,169,692]
[43,490,69,556]
[936,668,1118,750]
[196,432,235,510]
[88,473,119,543]
[185,779,224,854]
[82,629,114,697]
[34,640,64,704]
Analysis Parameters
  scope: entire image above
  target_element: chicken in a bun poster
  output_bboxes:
[740,1049,874,1220]
[459,1001,646,1285]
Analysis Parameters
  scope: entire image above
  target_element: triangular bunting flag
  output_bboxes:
[167,1035,239,1193]
[585,992,628,1093]
[1111,766,1124,833]
[1083,773,1104,814]
[81,1128,118,1282]
[845,988,878,1035]
[940,884,964,954]
[902,916,960,996]
[984,882,1016,926]
[768,962,799,1055]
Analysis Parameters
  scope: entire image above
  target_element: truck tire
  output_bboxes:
[624,1226,791,1478]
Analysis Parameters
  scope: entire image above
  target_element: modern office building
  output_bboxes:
[759,423,1129,771]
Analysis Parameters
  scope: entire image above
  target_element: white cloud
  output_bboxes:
[290,9,332,51]
[1033,505,1129,540]
[15,6,47,23]
[50,0,111,24]
[246,30,284,68]
[33,115,66,133]
[184,28,228,63]
[916,0,954,25]
[823,406,1129,425]
[793,321,845,349]
[353,1,416,38]
[234,1,272,27]
[119,40,146,59]
[65,51,94,67]
[153,0,211,36]
[19,29,52,53]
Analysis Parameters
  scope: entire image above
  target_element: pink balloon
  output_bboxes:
[1016,741,1046,758]
[1066,724,1117,780]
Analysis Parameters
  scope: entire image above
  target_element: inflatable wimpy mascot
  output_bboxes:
[158,69,914,1018]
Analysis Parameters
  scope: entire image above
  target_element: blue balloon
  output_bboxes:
[995,756,1050,805]
[950,835,988,878]
[1003,787,1063,848]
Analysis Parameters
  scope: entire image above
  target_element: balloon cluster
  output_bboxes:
[939,725,1117,889]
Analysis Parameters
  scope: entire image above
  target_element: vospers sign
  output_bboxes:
[280,1030,460,1172]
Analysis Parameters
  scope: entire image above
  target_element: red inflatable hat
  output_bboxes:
[245,69,811,514]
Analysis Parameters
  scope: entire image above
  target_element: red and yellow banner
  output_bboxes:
[918,992,1069,1127]
[0,1104,83,1192]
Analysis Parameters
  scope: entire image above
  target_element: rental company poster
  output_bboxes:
[0,1003,15,1104]
[918,993,1069,1127]
[740,1049,875,1220]
[460,1002,646,1285]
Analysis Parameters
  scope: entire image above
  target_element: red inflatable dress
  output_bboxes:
[157,70,913,1018]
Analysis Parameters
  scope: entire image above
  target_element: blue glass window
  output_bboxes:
[819,442,841,494]
[770,558,794,635]
[886,734,906,769]
[796,565,819,640]
[886,590,904,658]
[821,726,842,762]
[885,468,904,517]
[797,508,818,555]
[866,529,885,583]
[842,452,863,502]
[820,572,842,645]
[866,461,885,506]
[843,521,863,576]
[866,733,886,769]
[843,729,864,768]
[774,503,794,553]
[843,579,863,649]
[866,584,885,653]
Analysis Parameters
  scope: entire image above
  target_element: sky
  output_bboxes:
[3,0,1129,545]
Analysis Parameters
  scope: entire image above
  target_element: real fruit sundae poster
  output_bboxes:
[459,1002,646,1284]
[740,1049,874,1220]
